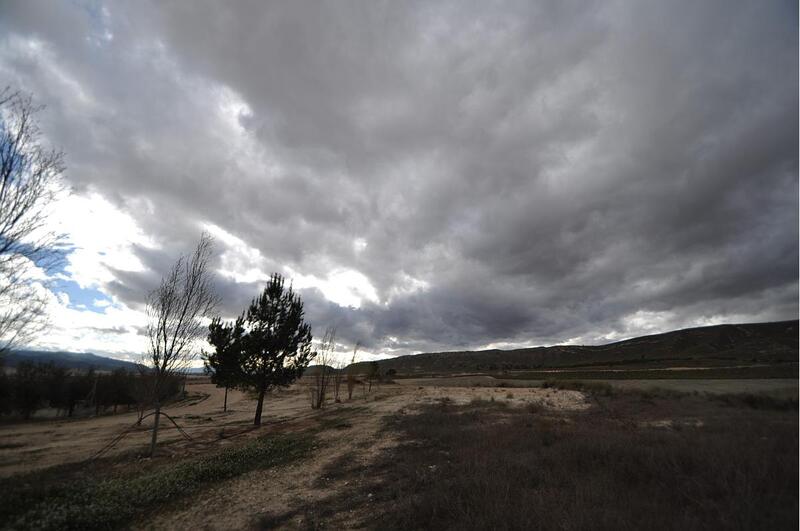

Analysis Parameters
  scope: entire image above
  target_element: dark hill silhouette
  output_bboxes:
[7,321,797,376]
[3,350,139,371]
[350,320,798,375]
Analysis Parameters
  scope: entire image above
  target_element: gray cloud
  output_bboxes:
[0,0,796,354]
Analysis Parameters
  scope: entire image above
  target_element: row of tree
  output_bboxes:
[0,363,183,420]
[308,333,383,410]
[205,299,385,419]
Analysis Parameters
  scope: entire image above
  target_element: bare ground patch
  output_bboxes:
[8,382,788,529]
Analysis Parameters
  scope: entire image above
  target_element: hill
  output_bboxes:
[2,350,140,372]
[355,320,798,375]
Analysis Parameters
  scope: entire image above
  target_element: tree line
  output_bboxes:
[0,363,183,421]
[205,294,387,420]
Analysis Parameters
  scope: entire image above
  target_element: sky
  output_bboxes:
[0,0,797,364]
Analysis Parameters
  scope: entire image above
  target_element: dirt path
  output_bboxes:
[1,380,588,527]
[133,383,588,529]
[0,381,252,476]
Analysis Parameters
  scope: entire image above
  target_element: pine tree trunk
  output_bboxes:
[254,383,266,426]
[223,386,228,412]
[149,402,161,456]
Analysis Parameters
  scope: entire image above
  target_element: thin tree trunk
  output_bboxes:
[223,386,228,412]
[149,402,161,456]
[254,383,266,426]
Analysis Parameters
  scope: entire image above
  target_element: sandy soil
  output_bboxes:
[3,375,789,480]
[133,382,589,530]
[0,380,589,528]
[0,381,252,476]
[0,381,590,478]
[5,374,794,528]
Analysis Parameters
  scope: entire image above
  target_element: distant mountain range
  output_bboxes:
[5,320,798,375]
[1,350,213,374]
[2,350,140,371]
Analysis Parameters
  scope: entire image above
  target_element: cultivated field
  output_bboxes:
[0,376,797,529]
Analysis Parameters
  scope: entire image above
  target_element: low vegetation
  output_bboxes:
[360,393,796,529]
[507,364,798,380]
[0,433,314,530]
[542,379,799,410]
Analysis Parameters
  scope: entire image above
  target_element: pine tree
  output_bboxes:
[203,316,244,412]
[240,273,314,426]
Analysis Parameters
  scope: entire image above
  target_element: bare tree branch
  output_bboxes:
[309,327,336,409]
[144,232,219,455]
[0,87,66,354]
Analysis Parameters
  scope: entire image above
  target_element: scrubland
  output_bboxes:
[0,377,796,530]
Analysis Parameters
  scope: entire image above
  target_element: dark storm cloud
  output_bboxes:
[0,0,796,354]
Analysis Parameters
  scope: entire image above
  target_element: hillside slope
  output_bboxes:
[360,320,798,375]
[2,350,139,371]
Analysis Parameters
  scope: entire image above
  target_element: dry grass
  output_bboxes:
[364,394,798,530]
[2,382,796,530]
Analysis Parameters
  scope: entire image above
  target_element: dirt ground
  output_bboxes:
[2,375,797,529]
[0,379,588,529]
[142,382,590,530]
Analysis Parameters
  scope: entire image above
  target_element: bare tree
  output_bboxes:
[332,340,346,403]
[309,327,336,409]
[144,233,218,456]
[347,341,361,400]
[0,88,66,354]
[366,361,380,394]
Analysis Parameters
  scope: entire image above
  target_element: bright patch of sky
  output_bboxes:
[49,191,154,288]
[23,190,154,357]
[287,267,380,309]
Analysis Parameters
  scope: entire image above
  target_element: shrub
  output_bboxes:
[542,379,615,396]
[714,392,798,411]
